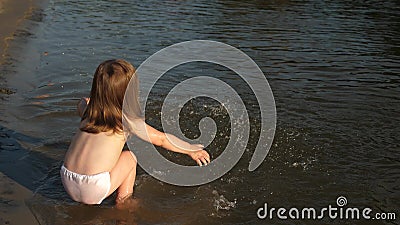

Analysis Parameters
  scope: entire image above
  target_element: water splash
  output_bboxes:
[212,190,236,211]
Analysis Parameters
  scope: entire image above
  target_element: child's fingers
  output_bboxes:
[205,155,210,164]
[196,159,202,166]
[203,152,210,163]
[200,157,208,165]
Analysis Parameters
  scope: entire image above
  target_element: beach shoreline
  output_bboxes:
[0,0,45,64]
[0,172,39,225]
[0,0,48,224]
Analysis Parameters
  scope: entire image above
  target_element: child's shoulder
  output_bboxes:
[98,130,126,143]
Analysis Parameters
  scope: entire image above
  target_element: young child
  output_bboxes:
[61,59,210,205]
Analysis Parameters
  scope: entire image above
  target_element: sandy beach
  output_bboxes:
[0,0,46,224]
[1,0,31,62]
[0,172,38,225]
[0,0,47,61]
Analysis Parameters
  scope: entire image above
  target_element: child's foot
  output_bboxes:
[116,193,132,204]
[115,194,139,210]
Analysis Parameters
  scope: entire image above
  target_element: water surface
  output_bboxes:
[0,0,399,224]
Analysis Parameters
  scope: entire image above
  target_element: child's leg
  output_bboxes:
[107,151,137,202]
[116,158,137,202]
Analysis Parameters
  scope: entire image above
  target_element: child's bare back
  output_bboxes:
[63,124,125,175]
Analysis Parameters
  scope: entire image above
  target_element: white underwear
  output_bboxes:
[60,165,111,204]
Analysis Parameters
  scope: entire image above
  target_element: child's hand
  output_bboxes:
[81,97,90,105]
[188,145,210,166]
[77,97,90,117]
[78,97,89,108]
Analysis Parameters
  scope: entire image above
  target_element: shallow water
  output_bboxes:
[0,0,399,224]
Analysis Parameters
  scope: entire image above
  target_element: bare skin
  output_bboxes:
[63,98,210,204]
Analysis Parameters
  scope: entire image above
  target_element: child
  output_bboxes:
[61,59,210,205]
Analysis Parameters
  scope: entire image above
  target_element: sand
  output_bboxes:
[0,0,47,224]
[0,172,39,225]
[0,0,43,64]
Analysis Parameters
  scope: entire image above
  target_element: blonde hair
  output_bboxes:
[81,59,141,134]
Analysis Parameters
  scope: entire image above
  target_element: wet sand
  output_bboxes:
[0,0,46,224]
[0,172,38,225]
[0,0,43,63]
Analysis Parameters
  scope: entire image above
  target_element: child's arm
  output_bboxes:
[127,119,210,166]
[77,97,90,118]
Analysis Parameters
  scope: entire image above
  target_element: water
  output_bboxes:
[0,0,399,224]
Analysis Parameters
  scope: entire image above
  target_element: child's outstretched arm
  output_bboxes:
[127,119,210,166]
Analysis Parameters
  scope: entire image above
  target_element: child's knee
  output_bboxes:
[123,150,137,164]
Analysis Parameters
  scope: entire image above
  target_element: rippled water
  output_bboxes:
[0,0,399,224]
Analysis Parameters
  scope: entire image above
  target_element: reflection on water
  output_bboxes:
[0,0,399,224]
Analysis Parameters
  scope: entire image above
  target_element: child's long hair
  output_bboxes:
[81,59,141,134]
